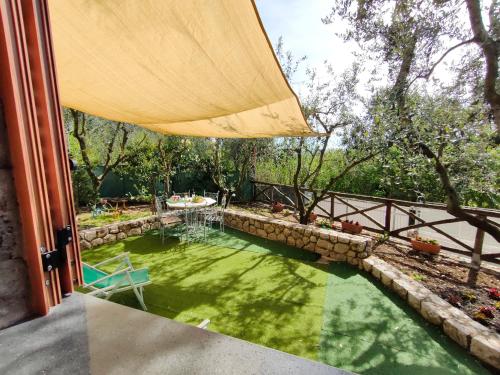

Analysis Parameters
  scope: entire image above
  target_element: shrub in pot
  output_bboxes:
[271,201,284,213]
[341,220,363,234]
[411,236,441,254]
[308,212,318,223]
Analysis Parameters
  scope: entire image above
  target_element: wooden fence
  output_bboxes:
[252,180,500,265]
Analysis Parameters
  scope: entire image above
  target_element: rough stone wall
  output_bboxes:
[79,216,160,249]
[0,108,30,329]
[224,210,374,264]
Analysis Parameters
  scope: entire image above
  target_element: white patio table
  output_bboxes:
[165,197,216,209]
[165,197,217,242]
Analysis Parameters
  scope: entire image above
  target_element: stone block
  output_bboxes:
[358,251,369,259]
[329,235,338,243]
[330,253,347,262]
[128,228,142,236]
[347,257,358,266]
[304,243,316,252]
[316,239,332,251]
[470,333,500,369]
[80,240,91,250]
[337,236,350,244]
[268,233,276,240]
[319,232,329,240]
[264,223,274,233]
[109,225,119,234]
[391,277,415,299]
[407,286,433,311]
[334,243,349,254]
[256,229,267,238]
[277,233,286,242]
[287,237,296,246]
[117,232,127,240]
[96,228,108,238]
[381,270,399,287]
[361,257,376,272]
[346,250,356,258]
[310,236,317,243]
[84,231,97,242]
[420,295,450,325]
[443,315,488,349]
[103,234,117,243]
[91,238,104,247]
[295,239,304,248]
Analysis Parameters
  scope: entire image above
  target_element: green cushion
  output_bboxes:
[83,264,150,289]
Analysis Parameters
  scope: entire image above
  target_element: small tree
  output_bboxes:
[291,64,382,224]
[66,109,145,202]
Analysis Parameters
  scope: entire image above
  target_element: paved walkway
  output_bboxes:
[0,293,349,375]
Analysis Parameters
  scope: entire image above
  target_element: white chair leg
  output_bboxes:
[133,286,147,311]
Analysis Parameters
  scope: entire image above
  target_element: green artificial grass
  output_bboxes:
[81,229,489,374]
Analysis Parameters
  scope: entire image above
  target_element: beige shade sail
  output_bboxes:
[48,0,313,138]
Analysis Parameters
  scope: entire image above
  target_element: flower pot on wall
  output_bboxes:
[272,202,284,213]
[308,212,318,223]
[411,239,441,255]
[341,221,363,234]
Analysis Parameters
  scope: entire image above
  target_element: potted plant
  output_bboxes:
[341,220,363,234]
[411,236,441,254]
[271,201,284,213]
[316,218,330,228]
[308,212,318,223]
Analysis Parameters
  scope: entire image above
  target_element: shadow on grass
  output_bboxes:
[81,229,328,360]
[319,263,490,375]
[81,230,490,374]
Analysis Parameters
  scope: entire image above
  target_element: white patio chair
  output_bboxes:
[82,252,151,311]
[155,196,183,243]
[204,192,226,232]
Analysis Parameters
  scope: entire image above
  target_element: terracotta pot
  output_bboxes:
[341,221,363,234]
[411,239,441,255]
[272,202,284,213]
[309,212,318,222]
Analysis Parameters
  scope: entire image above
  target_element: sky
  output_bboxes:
[254,0,476,97]
[255,0,352,93]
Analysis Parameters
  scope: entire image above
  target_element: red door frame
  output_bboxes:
[0,0,81,315]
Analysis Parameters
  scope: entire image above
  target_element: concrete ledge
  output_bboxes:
[224,210,374,262]
[361,256,500,370]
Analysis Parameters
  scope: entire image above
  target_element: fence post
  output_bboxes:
[385,200,392,233]
[472,215,485,269]
[330,193,335,222]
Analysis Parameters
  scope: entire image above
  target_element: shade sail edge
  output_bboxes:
[50,0,313,138]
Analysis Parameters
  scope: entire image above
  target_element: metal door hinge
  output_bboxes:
[40,225,72,272]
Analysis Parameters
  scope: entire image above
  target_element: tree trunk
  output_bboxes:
[465,0,500,137]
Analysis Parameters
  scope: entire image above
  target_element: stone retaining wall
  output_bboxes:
[224,210,374,264]
[361,256,500,369]
[79,216,160,249]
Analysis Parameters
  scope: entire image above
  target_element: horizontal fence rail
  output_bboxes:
[252,180,500,265]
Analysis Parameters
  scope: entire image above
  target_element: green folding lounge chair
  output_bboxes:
[83,252,151,311]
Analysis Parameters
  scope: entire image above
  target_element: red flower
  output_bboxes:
[488,288,500,300]
[479,306,495,318]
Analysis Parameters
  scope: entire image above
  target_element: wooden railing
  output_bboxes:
[252,180,500,265]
